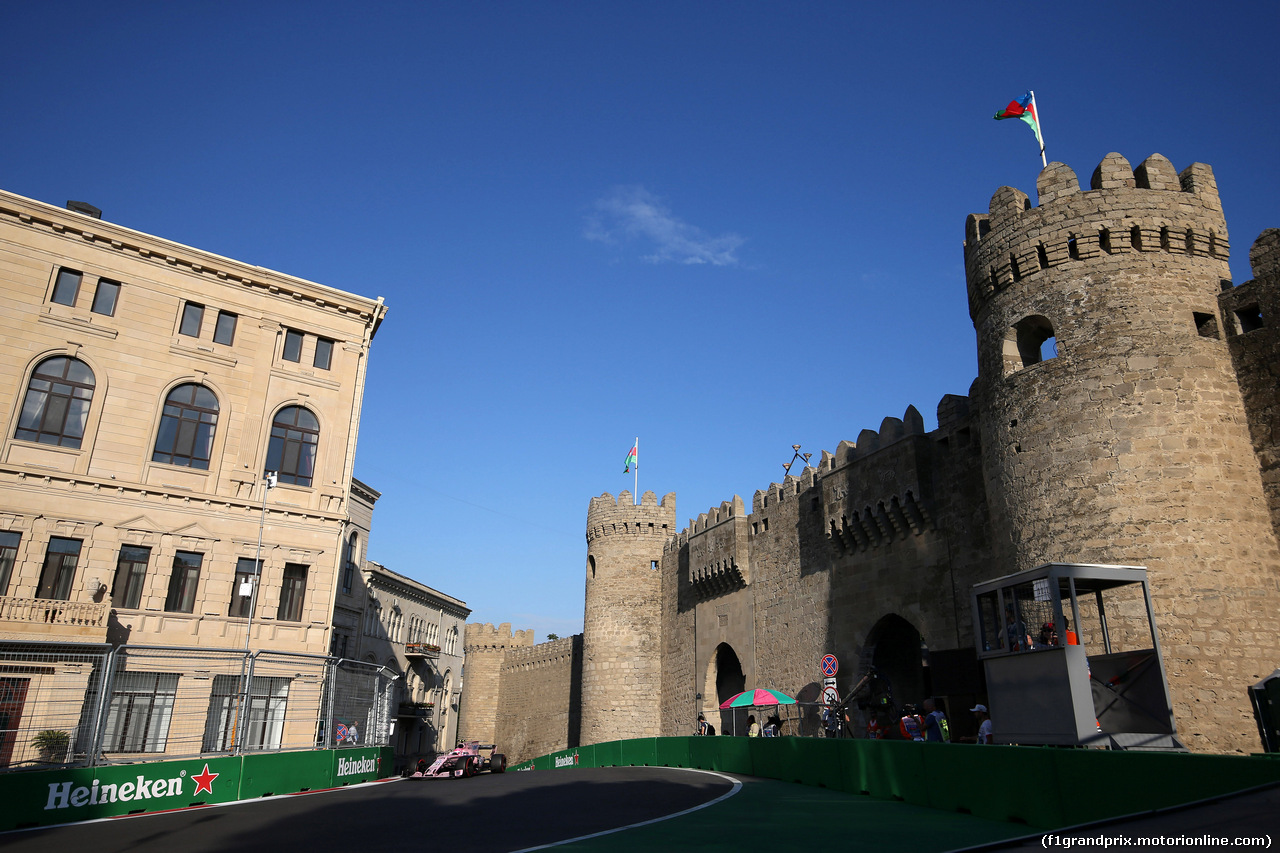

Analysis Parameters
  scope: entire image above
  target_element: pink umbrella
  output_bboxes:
[718,688,797,709]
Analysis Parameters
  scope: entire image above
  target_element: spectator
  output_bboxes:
[696,713,715,736]
[822,705,840,738]
[866,707,889,740]
[747,714,760,737]
[899,704,925,741]
[923,698,949,742]
[971,704,992,744]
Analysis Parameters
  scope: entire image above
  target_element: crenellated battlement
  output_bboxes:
[463,621,536,650]
[502,634,580,671]
[963,153,1230,322]
[1250,229,1280,280]
[585,490,677,543]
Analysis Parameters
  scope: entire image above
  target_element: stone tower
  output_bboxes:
[964,153,1280,753]
[580,490,675,745]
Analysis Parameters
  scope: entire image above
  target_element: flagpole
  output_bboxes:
[633,436,638,504]
[1030,90,1047,168]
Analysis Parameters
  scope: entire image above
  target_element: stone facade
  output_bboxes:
[457,622,535,748]
[463,151,1280,757]
[0,187,386,653]
[355,560,469,766]
[0,187,387,764]
[580,490,674,745]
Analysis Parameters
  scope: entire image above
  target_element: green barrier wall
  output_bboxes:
[0,747,394,832]
[515,737,1280,830]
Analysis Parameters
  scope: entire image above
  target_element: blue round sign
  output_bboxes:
[821,654,838,677]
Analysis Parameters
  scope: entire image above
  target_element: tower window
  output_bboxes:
[1235,304,1264,334]
[1193,312,1220,339]
[1037,243,1049,270]
[1067,235,1079,261]
[1002,315,1058,375]
[1099,229,1113,254]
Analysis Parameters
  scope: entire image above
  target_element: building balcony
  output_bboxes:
[0,595,109,641]
[405,643,440,659]
[397,701,435,720]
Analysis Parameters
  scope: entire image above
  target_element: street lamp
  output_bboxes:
[232,470,276,754]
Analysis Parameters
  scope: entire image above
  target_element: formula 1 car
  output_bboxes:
[404,742,507,778]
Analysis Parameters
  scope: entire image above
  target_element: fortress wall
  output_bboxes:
[660,402,993,734]
[966,154,1280,753]
[744,472,824,703]
[457,622,533,747]
[659,534,697,734]
[1220,230,1280,539]
[494,634,582,764]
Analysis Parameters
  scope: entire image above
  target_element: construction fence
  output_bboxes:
[0,640,395,772]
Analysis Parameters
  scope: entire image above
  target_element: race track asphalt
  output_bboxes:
[0,767,736,853]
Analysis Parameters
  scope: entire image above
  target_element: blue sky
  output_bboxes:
[4,2,1277,641]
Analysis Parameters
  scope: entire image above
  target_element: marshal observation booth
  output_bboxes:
[972,563,1184,751]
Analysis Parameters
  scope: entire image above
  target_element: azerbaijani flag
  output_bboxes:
[623,445,637,473]
[994,91,1043,149]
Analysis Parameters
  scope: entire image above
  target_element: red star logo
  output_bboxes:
[191,763,218,796]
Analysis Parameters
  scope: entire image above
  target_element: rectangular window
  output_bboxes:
[90,279,121,316]
[277,564,307,621]
[36,537,81,600]
[164,550,202,613]
[229,557,261,617]
[179,302,204,337]
[0,531,19,597]
[51,268,82,306]
[103,671,178,753]
[202,674,289,752]
[313,337,333,370]
[213,310,238,346]
[282,329,304,362]
[90,277,120,313]
[112,545,150,609]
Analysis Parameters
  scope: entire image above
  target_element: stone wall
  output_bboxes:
[466,151,1280,757]
[965,154,1280,753]
[457,622,533,747]
[1220,229,1280,540]
[580,490,673,744]
[493,634,581,764]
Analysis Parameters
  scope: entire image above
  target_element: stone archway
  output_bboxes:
[861,614,929,715]
[704,643,746,736]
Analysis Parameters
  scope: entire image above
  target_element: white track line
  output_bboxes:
[511,767,743,852]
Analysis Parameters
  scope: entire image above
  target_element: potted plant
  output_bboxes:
[31,730,70,763]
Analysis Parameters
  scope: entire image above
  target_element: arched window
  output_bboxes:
[342,532,358,594]
[152,383,219,469]
[1002,315,1059,375]
[16,356,96,448]
[266,406,319,486]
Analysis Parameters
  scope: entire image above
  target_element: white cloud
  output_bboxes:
[585,185,744,266]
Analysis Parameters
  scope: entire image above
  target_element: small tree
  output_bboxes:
[31,730,70,761]
[546,633,559,641]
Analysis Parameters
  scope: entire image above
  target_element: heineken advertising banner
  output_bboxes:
[0,747,393,832]
[333,747,383,784]
[0,755,242,830]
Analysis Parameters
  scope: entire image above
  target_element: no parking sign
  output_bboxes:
[821,654,838,677]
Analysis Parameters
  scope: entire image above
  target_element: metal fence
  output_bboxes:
[0,640,394,773]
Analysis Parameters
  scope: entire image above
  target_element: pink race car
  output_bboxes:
[405,742,507,778]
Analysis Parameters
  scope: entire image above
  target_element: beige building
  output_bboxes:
[355,561,469,765]
[0,188,387,761]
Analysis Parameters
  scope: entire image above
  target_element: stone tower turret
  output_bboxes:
[964,153,1280,753]
[580,490,675,745]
